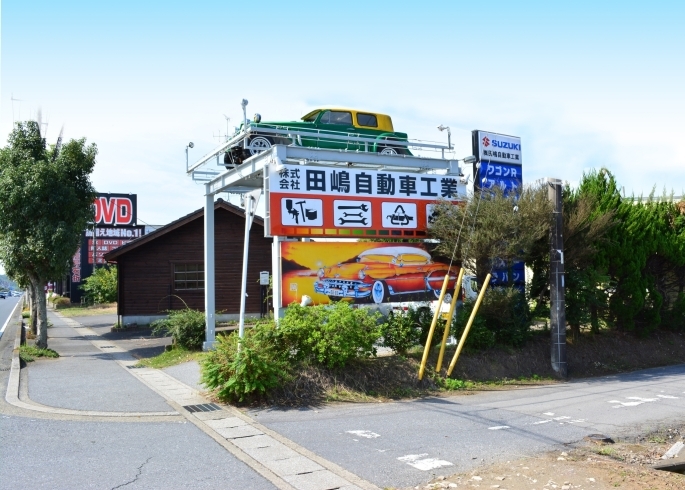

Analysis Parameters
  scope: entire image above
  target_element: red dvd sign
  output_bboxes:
[93,193,137,226]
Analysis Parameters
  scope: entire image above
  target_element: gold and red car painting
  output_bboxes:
[280,242,459,306]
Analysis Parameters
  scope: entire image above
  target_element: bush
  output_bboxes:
[53,297,71,309]
[380,309,423,354]
[451,303,496,351]
[277,302,382,369]
[453,287,530,349]
[201,321,291,402]
[81,266,117,303]
[152,308,206,350]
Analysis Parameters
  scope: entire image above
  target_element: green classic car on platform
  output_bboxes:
[225,108,411,166]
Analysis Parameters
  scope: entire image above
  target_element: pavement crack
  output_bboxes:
[111,457,152,489]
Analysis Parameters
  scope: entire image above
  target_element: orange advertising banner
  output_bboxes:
[268,164,465,238]
[280,241,460,307]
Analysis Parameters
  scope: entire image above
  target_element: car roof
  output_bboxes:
[302,107,392,119]
[358,247,431,259]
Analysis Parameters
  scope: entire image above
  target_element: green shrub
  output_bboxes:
[81,266,118,303]
[380,309,423,354]
[454,287,530,348]
[53,297,71,309]
[451,302,496,351]
[152,308,206,350]
[278,302,382,368]
[201,321,291,402]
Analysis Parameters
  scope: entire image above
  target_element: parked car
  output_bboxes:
[0,291,6,299]
[314,246,458,304]
[225,108,411,166]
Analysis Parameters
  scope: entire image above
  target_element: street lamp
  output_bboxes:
[437,125,452,151]
[185,142,194,171]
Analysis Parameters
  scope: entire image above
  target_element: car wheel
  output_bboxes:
[371,280,389,304]
[378,145,399,156]
[328,296,342,302]
[248,136,273,156]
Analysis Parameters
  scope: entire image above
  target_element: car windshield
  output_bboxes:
[400,254,430,265]
[359,254,396,264]
[302,111,319,122]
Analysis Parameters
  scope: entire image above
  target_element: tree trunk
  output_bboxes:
[29,283,38,336]
[32,278,49,349]
[590,304,599,334]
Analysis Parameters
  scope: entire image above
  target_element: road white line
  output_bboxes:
[398,454,453,471]
[553,416,571,420]
[532,420,553,425]
[657,395,678,399]
[543,412,555,416]
[0,298,21,340]
[346,430,380,439]
[488,426,511,430]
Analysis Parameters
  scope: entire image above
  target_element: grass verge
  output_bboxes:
[56,303,117,317]
[20,344,59,363]
[135,346,204,369]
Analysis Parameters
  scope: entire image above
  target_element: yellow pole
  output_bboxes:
[435,268,464,373]
[446,273,491,377]
[418,274,450,380]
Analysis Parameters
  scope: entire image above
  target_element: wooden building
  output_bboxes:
[104,199,272,325]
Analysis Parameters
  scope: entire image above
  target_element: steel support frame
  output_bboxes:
[199,144,461,349]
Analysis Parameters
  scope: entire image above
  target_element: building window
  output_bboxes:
[174,263,204,290]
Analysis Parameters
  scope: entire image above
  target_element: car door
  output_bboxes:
[315,110,354,150]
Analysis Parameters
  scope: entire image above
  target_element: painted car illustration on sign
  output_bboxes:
[313,246,458,304]
[225,108,411,166]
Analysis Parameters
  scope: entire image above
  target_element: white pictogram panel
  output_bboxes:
[281,198,323,226]
[334,200,372,227]
[382,202,417,228]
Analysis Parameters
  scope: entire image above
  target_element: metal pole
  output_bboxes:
[418,274,451,380]
[238,195,253,339]
[436,268,465,372]
[272,236,283,319]
[447,273,492,377]
[548,178,567,377]
[203,190,216,351]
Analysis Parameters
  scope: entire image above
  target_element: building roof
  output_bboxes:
[104,199,264,262]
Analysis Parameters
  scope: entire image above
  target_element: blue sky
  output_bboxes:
[2,0,684,232]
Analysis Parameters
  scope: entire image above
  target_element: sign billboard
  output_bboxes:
[94,193,137,226]
[279,241,460,307]
[472,130,524,288]
[70,224,145,303]
[473,130,522,164]
[268,164,465,238]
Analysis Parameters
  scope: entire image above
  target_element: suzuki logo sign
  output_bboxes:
[93,194,137,225]
[482,136,490,147]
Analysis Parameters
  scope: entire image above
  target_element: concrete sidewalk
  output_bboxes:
[29,312,172,413]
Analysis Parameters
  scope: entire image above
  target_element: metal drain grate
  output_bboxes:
[127,365,144,369]
[183,403,222,413]
[100,346,115,349]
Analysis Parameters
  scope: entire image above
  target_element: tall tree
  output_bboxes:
[430,183,552,287]
[0,121,97,348]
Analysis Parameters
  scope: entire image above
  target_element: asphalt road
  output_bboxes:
[0,295,20,341]
[250,364,685,488]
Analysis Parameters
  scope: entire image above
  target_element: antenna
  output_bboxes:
[213,114,232,142]
[10,94,22,124]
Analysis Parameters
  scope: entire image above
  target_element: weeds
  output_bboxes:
[19,344,59,362]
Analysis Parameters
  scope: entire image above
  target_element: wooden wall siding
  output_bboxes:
[118,208,272,316]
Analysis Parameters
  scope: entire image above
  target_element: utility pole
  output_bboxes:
[548,178,567,377]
